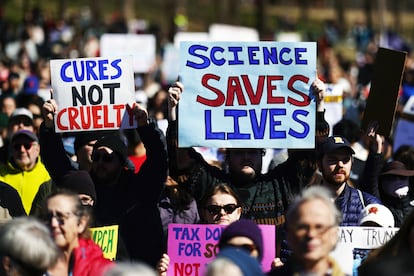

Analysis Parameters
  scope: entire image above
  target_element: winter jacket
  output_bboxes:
[72,238,114,276]
[167,121,296,226]
[0,181,25,217]
[0,157,53,214]
[336,183,381,226]
[39,120,168,267]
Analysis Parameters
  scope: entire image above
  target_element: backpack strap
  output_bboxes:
[357,189,365,209]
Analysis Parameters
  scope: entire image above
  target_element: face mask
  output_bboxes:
[381,178,409,198]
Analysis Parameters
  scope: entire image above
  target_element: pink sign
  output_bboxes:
[167,223,275,275]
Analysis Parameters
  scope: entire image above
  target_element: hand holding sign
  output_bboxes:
[311,77,326,112]
[42,89,58,128]
[157,253,170,276]
[168,81,183,122]
[133,104,149,127]
[366,120,383,154]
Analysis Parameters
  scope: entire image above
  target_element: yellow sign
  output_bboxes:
[90,225,119,260]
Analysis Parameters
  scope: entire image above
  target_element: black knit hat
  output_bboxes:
[219,219,264,261]
[58,170,97,203]
[74,131,105,153]
[93,135,127,166]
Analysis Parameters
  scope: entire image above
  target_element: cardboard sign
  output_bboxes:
[331,226,399,275]
[50,56,136,133]
[361,47,407,136]
[167,223,275,275]
[100,34,156,73]
[90,225,119,261]
[178,41,317,148]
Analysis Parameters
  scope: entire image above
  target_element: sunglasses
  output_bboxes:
[43,211,77,225]
[205,204,239,216]
[92,151,115,163]
[12,142,36,151]
[10,118,32,127]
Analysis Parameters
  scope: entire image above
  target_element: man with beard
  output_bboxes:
[39,98,168,267]
[317,135,380,225]
[167,79,327,227]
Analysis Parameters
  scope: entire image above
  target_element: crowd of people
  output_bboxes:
[1,4,414,276]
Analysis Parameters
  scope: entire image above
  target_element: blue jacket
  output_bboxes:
[336,183,381,226]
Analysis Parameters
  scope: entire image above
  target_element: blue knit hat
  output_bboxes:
[213,247,264,276]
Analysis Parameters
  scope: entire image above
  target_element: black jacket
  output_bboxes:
[39,120,168,267]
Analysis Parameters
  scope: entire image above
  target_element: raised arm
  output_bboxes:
[133,103,168,202]
[359,122,384,198]
[39,90,75,181]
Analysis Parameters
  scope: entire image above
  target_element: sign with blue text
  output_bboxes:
[178,41,317,148]
[50,56,136,133]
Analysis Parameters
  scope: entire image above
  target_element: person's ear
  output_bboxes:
[77,216,88,235]
[235,206,242,219]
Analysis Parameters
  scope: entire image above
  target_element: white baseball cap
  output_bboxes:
[358,203,395,228]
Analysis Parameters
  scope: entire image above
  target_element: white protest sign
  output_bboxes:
[100,34,156,73]
[178,41,317,148]
[50,56,136,133]
[174,32,210,49]
[324,83,343,135]
[209,24,259,42]
[332,226,398,275]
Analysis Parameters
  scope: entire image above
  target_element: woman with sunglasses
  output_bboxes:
[157,183,243,276]
[199,183,243,225]
[42,190,113,276]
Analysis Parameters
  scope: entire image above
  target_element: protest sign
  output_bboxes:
[50,56,136,133]
[90,225,119,260]
[209,24,259,42]
[167,223,275,275]
[100,33,156,73]
[331,226,398,275]
[324,83,343,135]
[178,41,317,148]
[361,47,407,136]
[393,96,414,151]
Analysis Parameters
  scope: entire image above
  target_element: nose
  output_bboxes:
[49,216,60,227]
[219,207,226,216]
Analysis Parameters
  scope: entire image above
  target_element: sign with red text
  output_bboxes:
[167,223,275,275]
[50,57,136,133]
[178,42,317,148]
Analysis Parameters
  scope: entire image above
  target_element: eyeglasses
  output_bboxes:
[43,211,77,225]
[205,204,239,216]
[12,142,36,151]
[292,223,336,237]
[92,151,115,163]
